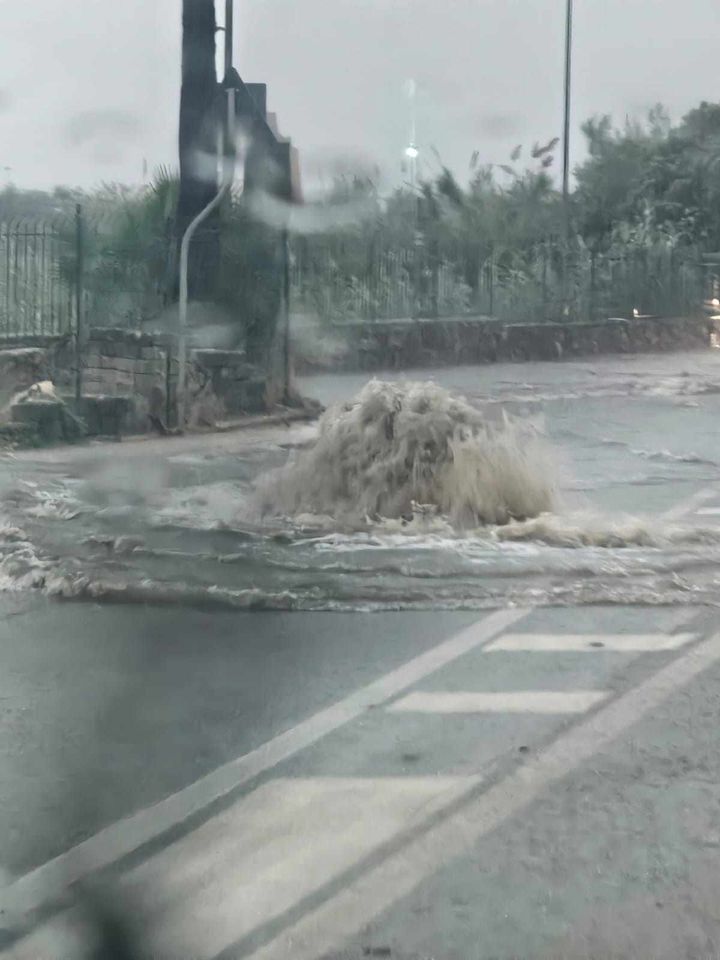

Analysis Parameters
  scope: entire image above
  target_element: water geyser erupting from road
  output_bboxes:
[256,380,556,527]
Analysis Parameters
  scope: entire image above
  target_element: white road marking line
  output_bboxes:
[1,914,87,960]
[486,632,696,653]
[388,690,608,715]
[129,776,481,960]
[3,607,526,919]
[3,778,482,960]
[663,485,719,522]
[246,630,720,960]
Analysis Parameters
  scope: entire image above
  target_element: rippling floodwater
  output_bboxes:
[3,351,720,611]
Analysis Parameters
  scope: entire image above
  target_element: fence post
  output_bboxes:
[74,203,84,402]
[4,221,10,336]
[281,228,291,404]
[165,344,173,429]
[488,258,495,316]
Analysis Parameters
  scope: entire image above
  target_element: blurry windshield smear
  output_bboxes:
[3,0,720,958]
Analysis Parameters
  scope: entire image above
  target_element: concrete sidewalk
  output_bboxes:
[2,406,318,465]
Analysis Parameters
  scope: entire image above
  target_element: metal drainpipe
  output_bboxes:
[176,86,237,432]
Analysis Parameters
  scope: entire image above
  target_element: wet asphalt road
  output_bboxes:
[3,351,720,958]
[3,600,720,960]
[0,599,480,876]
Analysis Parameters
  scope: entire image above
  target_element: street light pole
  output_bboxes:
[405,79,422,319]
[561,0,573,316]
[562,0,573,233]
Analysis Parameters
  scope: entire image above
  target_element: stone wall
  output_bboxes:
[293,314,714,374]
[45,328,269,433]
[84,329,167,430]
[192,350,268,421]
[0,348,49,407]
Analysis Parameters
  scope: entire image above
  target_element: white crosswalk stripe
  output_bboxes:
[2,607,526,921]
[244,629,720,960]
[486,632,696,652]
[389,690,609,714]
[130,776,481,960]
[0,616,701,960]
[663,485,720,521]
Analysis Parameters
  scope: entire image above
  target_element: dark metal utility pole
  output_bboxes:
[224,0,234,76]
[177,0,218,300]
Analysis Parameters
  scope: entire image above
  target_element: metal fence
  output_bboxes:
[290,240,710,325]
[290,245,471,323]
[473,245,708,324]
[0,216,79,340]
[0,204,173,344]
[1,209,714,348]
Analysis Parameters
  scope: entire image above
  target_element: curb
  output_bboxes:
[1,408,320,454]
[212,408,319,433]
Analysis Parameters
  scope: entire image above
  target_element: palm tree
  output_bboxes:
[73,171,180,326]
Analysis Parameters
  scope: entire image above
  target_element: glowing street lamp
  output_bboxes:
[404,81,422,318]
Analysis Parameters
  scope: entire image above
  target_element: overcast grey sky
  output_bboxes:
[1,0,718,192]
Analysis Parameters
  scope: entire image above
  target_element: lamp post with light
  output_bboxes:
[405,142,422,319]
[405,143,419,192]
[562,0,573,225]
[404,80,424,318]
[561,0,573,316]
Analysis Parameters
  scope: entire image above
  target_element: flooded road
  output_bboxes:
[3,352,720,955]
[2,350,720,611]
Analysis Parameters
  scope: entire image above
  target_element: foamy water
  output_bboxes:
[3,481,720,611]
[256,380,556,527]
[1,357,720,611]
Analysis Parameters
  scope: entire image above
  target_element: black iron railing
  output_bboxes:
[0,217,77,340]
